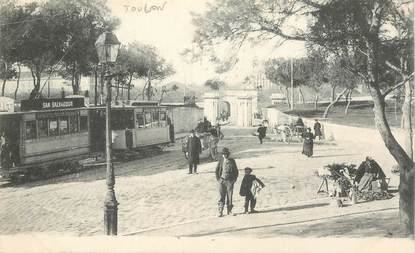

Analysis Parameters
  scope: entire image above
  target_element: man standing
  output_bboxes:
[215,147,239,217]
[257,124,267,144]
[314,119,323,140]
[186,129,202,174]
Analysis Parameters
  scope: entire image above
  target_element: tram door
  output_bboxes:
[0,114,21,167]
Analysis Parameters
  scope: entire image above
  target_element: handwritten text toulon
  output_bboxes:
[124,1,167,14]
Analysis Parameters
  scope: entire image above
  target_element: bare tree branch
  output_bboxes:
[382,72,414,98]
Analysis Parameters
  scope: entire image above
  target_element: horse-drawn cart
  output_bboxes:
[273,124,307,143]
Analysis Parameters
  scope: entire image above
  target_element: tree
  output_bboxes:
[305,46,330,109]
[264,58,309,108]
[193,0,414,234]
[308,0,414,234]
[322,55,360,118]
[11,1,69,100]
[117,42,175,101]
[0,60,16,97]
[204,78,225,90]
[50,0,119,95]
[0,1,20,97]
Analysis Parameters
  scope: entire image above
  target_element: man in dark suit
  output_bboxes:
[215,147,239,217]
[257,124,267,144]
[186,129,202,174]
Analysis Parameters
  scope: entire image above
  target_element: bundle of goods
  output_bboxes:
[315,162,393,203]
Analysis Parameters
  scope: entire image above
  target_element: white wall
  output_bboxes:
[170,106,204,134]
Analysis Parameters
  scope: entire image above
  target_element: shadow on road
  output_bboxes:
[183,207,400,238]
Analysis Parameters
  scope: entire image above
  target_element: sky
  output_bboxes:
[107,0,307,87]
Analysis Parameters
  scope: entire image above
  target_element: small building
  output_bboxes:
[0,96,15,112]
[270,93,286,104]
[161,102,204,134]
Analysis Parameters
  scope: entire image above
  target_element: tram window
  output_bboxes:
[69,116,79,133]
[25,121,37,139]
[145,112,152,128]
[80,116,88,132]
[112,111,134,130]
[49,119,58,136]
[38,119,48,137]
[59,116,69,135]
[160,111,167,127]
[151,110,159,127]
[136,113,145,128]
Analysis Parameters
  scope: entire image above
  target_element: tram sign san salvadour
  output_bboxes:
[20,97,85,111]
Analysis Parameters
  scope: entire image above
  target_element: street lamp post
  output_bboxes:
[95,31,121,236]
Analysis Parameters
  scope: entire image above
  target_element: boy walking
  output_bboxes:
[239,167,265,214]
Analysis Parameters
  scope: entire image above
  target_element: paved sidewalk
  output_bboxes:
[125,196,404,238]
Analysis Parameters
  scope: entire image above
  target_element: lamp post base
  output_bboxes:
[104,200,118,235]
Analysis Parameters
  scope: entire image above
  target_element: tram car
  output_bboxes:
[89,101,171,154]
[0,98,171,181]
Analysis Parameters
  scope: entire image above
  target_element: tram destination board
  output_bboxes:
[21,97,85,111]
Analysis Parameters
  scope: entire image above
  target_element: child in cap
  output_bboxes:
[239,167,265,214]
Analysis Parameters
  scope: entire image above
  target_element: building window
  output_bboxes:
[25,121,37,139]
[69,115,79,133]
[145,112,152,128]
[159,111,167,127]
[151,109,159,127]
[59,116,69,135]
[38,119,48,137]
[136,113,145,128]
[49,119,58,136]
[80,116,88,132]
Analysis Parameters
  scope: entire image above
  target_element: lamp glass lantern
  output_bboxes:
[95,31,121,64]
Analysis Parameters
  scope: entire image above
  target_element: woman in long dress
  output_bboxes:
[302,128,315,157]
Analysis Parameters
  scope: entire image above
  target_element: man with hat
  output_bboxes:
[215,147,239,217]
[186,129,202,174]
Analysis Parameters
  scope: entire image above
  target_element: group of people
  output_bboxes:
[255,117,323,158]
[215,147,265,216]
[185,119,265,216]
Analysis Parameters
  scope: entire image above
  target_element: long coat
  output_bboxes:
[314,122,322,137]
[302,132,315,157]
[257,126,267,139]
[186,135,202,165]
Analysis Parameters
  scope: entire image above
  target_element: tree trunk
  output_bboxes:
[94,67,98,106]
[115,75,120,101]
[71,62,75,93]
[29,67,41,100]
[14,64,21,100]
[401,80,414,161]
[314,93,319,110]
[331,85,337,102]
[100,67,105,104]
[146,69,152,101]
[323,88,348,118]
[345,89,353,115]
[1,78,6,97]
[370,84,414,236]
[127,73,133,100]
[73,71,80,95]
[285,87,291,109]
[298,87,305,104]
[1,62,7,96]
[365,39,414,235]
